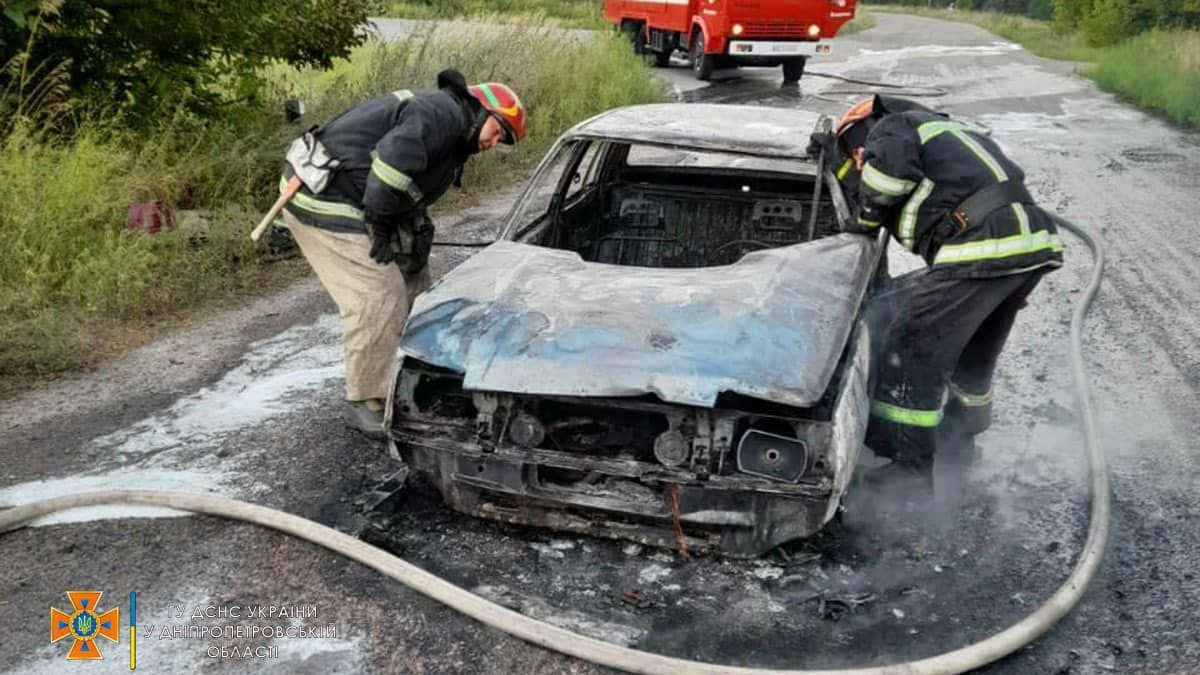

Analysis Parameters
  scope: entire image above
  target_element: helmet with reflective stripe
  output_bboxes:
[469,82,527,144]
[836,97,877,156]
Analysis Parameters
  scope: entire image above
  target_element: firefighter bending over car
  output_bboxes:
[280,69,527,439]
[811,96,1064,490]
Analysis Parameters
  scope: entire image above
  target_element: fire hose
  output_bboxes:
[0,217,1105,674]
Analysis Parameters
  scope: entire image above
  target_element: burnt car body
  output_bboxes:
[387,104,887,557]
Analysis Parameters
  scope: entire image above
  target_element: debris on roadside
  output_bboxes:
[621,590,657,610]
[474,585,647,646]
[361,466,409,513]
[638,564,672,584]
[776,549,823,567]
[752,565,785,581]
[803,591,876,621]
[530,542,566,560]
[901,586,934,600]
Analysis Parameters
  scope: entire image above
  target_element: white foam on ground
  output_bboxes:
[857,41,1022,59]
[1,315,344,526]
[92,315,342,459]
[0,468,231,525]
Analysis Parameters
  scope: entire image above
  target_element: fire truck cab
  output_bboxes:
[604,0,857,82]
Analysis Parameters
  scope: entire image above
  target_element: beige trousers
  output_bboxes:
[285,212,432,402]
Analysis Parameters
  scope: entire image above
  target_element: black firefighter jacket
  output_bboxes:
[854,111,1064,279]
[282,72,482,234]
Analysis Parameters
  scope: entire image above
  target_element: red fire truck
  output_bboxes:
[604,0,857,82]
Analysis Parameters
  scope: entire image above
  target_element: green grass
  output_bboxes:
[841,6,878,34]
[372,0,607,28]
[1091,30,1200,128]
[867,6,1200,128]
[0,21,663,379]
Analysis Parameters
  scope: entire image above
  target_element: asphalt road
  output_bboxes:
[3,13,1199,675]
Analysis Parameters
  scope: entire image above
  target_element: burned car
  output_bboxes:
[387,104,886,557]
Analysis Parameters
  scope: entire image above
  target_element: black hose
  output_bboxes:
[432,240,494,247]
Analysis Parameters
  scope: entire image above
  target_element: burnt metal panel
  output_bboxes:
[567,104,823,159]
[400,235,875,408]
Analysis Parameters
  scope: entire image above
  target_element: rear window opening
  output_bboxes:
[508,140,845,269]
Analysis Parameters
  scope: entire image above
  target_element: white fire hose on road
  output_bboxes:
[0,218,1106,675]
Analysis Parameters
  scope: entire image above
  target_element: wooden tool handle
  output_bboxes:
[251,176,302,242]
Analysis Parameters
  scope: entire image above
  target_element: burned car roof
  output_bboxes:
[567,104,823,159]
[400,237,875,409]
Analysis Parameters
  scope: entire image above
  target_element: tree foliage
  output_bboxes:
[872,0,1200,44]
[1,0,371,124]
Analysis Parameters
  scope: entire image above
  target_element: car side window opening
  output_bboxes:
[503,140,582,242]
[564,141,605,205]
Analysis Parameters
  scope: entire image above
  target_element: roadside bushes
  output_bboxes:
[873,0,1200,46]
[370,0,606,27]
[0,123,270,376]
[1090,29,1200,127]
[0,22,663,378]
[1055,0,1200,45]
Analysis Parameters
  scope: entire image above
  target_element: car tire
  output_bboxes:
[690,31,714,81]
[782,57,807,83]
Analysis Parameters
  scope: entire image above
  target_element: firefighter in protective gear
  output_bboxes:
[281,69,526,439]
[821,95,1064,487]
[808,96,944,208]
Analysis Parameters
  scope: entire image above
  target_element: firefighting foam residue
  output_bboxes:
[91,315,343,458]
[0,315,344,526]
[856,41,1022,59]
[975,111,1075,139]
[0,469,231,525]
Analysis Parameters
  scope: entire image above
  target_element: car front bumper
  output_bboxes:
[386,324,871,558]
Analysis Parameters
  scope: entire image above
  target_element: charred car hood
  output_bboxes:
[400,237,876,408]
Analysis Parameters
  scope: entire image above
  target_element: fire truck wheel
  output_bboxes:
[783,57,807,83]
[690,33,714,81]
[623,23,646,56]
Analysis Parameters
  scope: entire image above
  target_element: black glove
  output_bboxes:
[365,218,399,265]
[807,131,838,160]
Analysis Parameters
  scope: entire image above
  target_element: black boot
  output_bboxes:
[937,421,982,469]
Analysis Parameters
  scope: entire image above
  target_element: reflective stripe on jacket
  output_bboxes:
[855,112,1064,278]
[283,84,480,233]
